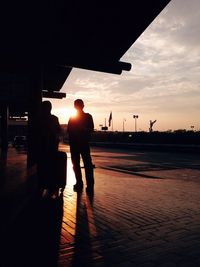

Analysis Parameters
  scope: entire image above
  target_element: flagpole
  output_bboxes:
[112,116,113,131]
[108,111,113,131]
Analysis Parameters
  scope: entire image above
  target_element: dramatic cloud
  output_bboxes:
[52,0,200,131]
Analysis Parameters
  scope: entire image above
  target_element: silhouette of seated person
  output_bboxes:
[67,99,94,193]
[37,100,60,198]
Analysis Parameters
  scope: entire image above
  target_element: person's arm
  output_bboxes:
[67,118,72,133]
[87,114,94,132]
[56,117,61,133]
[55,116,61,149]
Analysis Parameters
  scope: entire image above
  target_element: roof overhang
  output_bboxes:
[0,0,171,96]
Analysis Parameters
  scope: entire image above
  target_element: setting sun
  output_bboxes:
[52,107,77,124]
[68,108,77,118]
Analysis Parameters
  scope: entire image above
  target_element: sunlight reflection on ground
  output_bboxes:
[66,152,76,186]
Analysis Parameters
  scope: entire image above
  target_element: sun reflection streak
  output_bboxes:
[65,152,97,237]
[66,152,76,186]
[60,148,98,245]
[60,151,77,240]
[61,153,77,240]
[59,150,102,266]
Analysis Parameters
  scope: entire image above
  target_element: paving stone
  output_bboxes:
[1,145,200,267]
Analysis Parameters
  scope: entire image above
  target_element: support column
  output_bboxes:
[0,104,9,151]
[27,66,43,168]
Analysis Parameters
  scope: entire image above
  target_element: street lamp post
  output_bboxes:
[123,118,126,132]
[133,115,138,132]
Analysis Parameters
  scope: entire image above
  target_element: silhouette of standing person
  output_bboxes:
[37,100,61,198]
[67,99,94,193]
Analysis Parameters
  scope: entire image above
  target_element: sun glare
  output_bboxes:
[68,108,77,118]
[53,107,77,124]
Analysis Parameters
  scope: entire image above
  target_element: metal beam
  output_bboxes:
[42,91,66,99]
[58,60,132,75]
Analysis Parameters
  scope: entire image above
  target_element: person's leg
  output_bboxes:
[70,145,83,189]
[81,144,94,190]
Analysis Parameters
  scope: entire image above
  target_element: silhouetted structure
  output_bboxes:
[149,120,157,132]
[133,115,139,132]
[68,99,94,193]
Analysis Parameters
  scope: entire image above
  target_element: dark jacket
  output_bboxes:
[67,112,94,145]
[38,114,60,155]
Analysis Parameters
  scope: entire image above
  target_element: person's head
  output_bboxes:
[41,100,52,114]
[74,99,84,111]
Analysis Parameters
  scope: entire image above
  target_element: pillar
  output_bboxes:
[27,66,43,168]
[0,104,9,151]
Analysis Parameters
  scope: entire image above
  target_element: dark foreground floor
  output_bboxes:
[1,145,200,267]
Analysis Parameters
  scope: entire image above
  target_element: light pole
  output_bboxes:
[133,115,138,132]
[123,118,126,132]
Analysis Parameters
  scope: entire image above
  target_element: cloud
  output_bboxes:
[55,0,200,131]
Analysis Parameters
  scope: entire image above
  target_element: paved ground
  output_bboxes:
[1,144,200,267]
